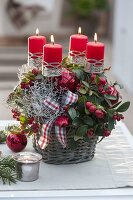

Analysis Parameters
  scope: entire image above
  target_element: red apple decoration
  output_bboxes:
[6,133,27,152]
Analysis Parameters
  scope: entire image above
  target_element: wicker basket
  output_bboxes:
[33,131,98,165]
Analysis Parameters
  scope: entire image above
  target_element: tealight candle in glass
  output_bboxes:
[13,152,42,182]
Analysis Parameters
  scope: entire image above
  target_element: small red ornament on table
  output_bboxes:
[6,133,27,152]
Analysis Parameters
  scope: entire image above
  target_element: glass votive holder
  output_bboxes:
[13,152,42,182]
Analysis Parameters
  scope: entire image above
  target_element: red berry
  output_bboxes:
[20,130,25,134]
[104,130,111,137]
[98,85,103,92]
[25,84,30,89]
[89,105,97,113]
[32,68,39,76]
[31,123,39,133]
[101,90,106,95]
[20,82,26,89]
[28,117,34,124]
[95,110,105,119]
[121,115,124,120]
[117,116,121,121]
[13,114,16,119]
[29,80,34,86]
[86,102,93,109]
[76,83,81,91]
[63,106,68,111]
[99,77,106,85]
[105,86,112,94]
[113,115,118,120]
[87,128,94,138]
[12,111,20,119]
[98,85,106,95]
[90,74,96,82]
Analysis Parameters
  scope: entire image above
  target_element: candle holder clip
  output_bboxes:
[42,61,62,77]
[28,52,43,69]
[85,58,104,73]
[68,50,86,66]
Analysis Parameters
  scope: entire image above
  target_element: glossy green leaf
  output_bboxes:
[68,107,77,120]
[116,101,130,112]
[104,94,118,100]
[83,116,93,126]
[76,125,88,137]
[82,81,90,88]
[79,88,87,94]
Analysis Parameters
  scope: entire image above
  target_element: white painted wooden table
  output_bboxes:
[0,120,133,200]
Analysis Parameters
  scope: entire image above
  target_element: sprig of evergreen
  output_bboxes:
[0,130,7,143]
[0,156,17,184]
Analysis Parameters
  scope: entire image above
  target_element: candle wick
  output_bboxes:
[52,41,55,45]
[94,40,97,43]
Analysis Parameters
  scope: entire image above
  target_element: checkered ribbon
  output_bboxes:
[43,96,59,111]
[55,126,66,147]
[38,90,78,149]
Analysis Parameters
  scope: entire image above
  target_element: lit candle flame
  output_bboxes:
[78,27,81,34]
[51,35,55,45]
[94,33,97,43]
[36,28,39,36]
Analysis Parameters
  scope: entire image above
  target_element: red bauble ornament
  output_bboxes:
[58,70,79,92]
[106,85,119,105]
[55,116,69,127]
[6,133,27,152]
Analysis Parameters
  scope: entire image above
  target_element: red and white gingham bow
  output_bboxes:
[38,90,78,149]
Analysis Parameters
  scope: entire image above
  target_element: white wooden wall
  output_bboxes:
[112,0,133,93]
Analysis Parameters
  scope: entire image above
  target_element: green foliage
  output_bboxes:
[68,0,108,18]
[104,94,118,100]
[95,125,104,136]
[71,68,85,80]
[0,131,7,143]
[82,116,93,126]
[113,81,124,89]
[67,66,130,141]
[107,115,115,131]
[68,107,77,120]
[76,125,88,138]
[6,54,130,148]
[0,156,18,184]
[107,109,115,117]
[82,81,90,88]
[79,87,87,94]
[116,102,130,113]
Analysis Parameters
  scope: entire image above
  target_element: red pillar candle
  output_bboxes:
[86,33,104,61]
[28,28,46,54]
[43,35,62,64]
[69,27,88,56]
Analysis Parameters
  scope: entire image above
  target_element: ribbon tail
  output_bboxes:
[55,126,67,148]
[62,90,78,106]
[38,122,52,149]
